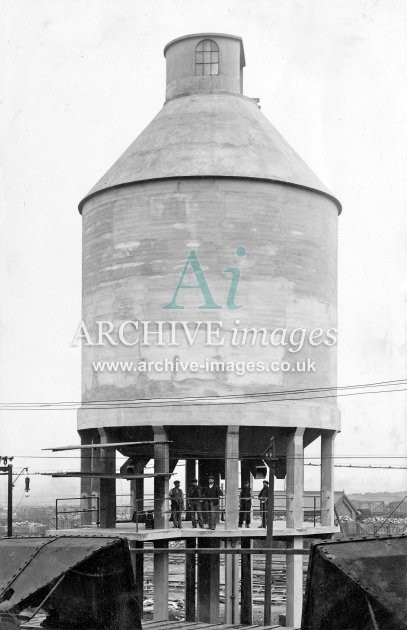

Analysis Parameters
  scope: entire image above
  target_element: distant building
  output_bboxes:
[353,499,384,515]
[334,491,362,536]
[334,491,359,521]
[388,501,407,516]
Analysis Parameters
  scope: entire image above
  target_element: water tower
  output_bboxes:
[77,33,340,626]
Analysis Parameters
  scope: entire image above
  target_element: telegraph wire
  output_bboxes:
[18,462,407,481]
[305,463,407,470]
[0,377,406,410]
[0,385,406,412]
[7,454,407,460]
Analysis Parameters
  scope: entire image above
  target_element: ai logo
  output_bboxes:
[163,247,247,310]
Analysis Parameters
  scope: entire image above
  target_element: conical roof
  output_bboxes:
[79,92,341,212]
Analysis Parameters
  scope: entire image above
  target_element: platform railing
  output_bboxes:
[55,496,100,530]
[54,492,321,530]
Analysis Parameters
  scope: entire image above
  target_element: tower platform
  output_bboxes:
[23,620,293,630]
[47,522,338,541]
[142,621,294,629]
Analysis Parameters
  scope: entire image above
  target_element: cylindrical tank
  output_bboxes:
[78,33,341,459]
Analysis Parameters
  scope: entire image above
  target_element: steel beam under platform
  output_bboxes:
[141,621,294,629]
[21,615,294,629]
[47,523,338,541]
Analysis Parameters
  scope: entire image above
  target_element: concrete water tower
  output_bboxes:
[77,33,341,626]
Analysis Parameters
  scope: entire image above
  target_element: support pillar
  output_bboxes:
[130,459,148,523]
[185,458,196,497]
[225,539,240,624]
[185,458,196,525]
[153,427,169,530]
[91,438,100,524]
[129,541,144,619]
[240,459,251,487]
[286,428,304,627]
[286,428,305,528]
[197,539,220,623]
[79,431,92,526]
[286,536,304,628]
[321,430,337,526]
[224,427,240,623]
[185,537,196,621]
[98,429,116,529]
[153,540,169,621]
[240,537,253,625]
[225,426,239,529]
[198,459,218,486]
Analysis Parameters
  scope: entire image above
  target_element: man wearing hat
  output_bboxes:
[258,480,269,528]
[187,478,204,528]
[169,480,184,528]
[202,475,223,530]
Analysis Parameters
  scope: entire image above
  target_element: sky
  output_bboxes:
[1,0,407,506]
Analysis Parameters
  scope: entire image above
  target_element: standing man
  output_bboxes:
[238,480,252,528]
[203,474,223,530]
[258,480,269,528]
[169,480,184,529]
[188,478,204,528]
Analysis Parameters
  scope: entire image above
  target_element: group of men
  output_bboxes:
[169,475,222,530]
[169,477,270,529]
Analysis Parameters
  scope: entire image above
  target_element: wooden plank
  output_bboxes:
[141,624,293,629]
[42,471,172,479]
[142,623,210,629]
[43,441,171,451]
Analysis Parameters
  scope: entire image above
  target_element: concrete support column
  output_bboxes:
[153,540,169,621]
[185,458,196,526]
[240,537,253,625]
[198,459,218,486]
[98,429,116,529]
[321,431,337,526]
[225,426,239,529]
[129,540,144,619]
[153,427,169,530]
[225,539,240,624]
[130,460,146,522]
[286,428,305,528]
[224,427,240,624]
[91,438,100,523]
[197,539,220,623]
[185,537,196,621]
[240,459,251,486]
[79,431,92,526]
[286,536,304,629]
[286,428,304,626]
[185,458,196,501]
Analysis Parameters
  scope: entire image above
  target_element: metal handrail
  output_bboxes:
[54,492,322,529]
[55,496,100,530]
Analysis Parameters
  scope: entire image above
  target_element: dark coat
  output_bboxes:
[240,487,252,507]
[169,487,184,507]
[188,484,203,500]
[202,484,223,505]
[258,486,269,502]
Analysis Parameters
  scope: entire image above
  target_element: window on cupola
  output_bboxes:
[195,39,219,76]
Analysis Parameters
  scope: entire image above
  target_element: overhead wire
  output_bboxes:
[7,454,407,460]
[0,377,406,410]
